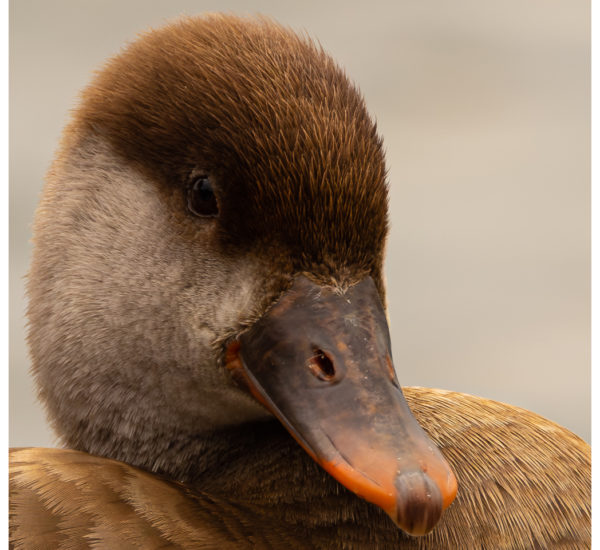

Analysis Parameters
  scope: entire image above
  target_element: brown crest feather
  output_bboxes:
[72,14,388,284]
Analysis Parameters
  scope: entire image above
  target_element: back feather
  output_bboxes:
[10,388,591,549]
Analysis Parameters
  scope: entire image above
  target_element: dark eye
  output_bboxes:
[187,176,219,217]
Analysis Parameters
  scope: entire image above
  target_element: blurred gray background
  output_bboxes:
[10,0,590,445]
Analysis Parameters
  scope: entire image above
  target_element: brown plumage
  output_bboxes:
[11,13,590,549]
[74,14,388,287]
[11,389,590,549]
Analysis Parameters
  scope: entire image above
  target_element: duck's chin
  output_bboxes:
[192,375,274,430]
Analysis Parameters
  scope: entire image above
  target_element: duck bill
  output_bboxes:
[226,275,457,536]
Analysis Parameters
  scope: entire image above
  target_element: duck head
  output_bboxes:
[28,14,457,535]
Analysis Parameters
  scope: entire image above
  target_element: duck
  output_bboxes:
[10,13,590,549]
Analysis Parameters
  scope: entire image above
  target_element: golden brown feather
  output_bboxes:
[10,388,590,549]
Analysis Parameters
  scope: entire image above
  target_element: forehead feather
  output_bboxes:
[76,14,388,274]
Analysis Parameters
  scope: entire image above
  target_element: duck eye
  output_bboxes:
[187,176,219,217]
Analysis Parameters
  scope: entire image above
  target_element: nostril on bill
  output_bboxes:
[308,349,336,381]
[394,471,443,536]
